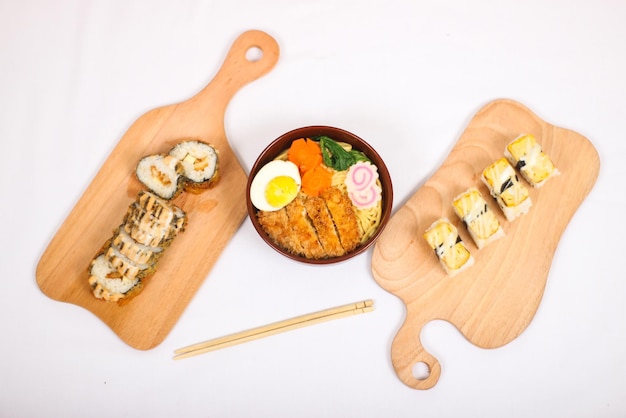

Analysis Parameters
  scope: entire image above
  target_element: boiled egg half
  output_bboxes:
[250,160,301,211]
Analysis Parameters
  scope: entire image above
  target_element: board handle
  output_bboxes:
[391,318,442,390]
[195,30,280,106]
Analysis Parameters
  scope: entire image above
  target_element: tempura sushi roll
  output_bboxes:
[88,254,142,302]
[88,191,186,303]
[135,154,184,200]
[169,140,219,193]
[122,191,187,249]
[452,188,504,249]
[111,226,163,266]
[423,218,474,277]
[481,158,532,221]
[504,134,560,188]
[105,244,155,281]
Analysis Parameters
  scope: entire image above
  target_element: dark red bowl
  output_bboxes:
[246,125,393,264]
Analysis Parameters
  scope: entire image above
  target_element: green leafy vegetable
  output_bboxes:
[351,150,369,163]
[317,135,370,171]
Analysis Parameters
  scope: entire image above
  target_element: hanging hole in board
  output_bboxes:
[412,361,430,380]
[246,46,263,62]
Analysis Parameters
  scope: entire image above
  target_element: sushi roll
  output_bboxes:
[122,191,187,249]
[504,134,560,188]
[105,244,155,281]
[135,154,184,200]
[88,191,186,303]
[452,188,504,249]
[169,140,219,193]
[423,218,474,277]
[88,254,143,303]
[111,226,163,266]
[481,158,532,222]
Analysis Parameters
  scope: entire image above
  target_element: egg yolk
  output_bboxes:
[265,176,300,208]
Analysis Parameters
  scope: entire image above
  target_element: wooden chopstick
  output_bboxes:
[173,299,374,360]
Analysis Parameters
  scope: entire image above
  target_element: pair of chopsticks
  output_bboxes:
[173,299,374,360]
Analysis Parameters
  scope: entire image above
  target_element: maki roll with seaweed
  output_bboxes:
[169,140,219,193]
[135,154,184,200]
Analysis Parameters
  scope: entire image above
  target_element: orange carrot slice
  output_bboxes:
[288,138,322,173]
[301,166,333,197]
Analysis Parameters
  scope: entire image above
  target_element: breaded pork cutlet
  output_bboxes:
[256,187,364,260]
[303,196,345,257]
[285,197,326,259]
[321,187,361,253]
[257,207,304,255]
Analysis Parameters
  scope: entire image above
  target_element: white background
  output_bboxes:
[2,1,625,417]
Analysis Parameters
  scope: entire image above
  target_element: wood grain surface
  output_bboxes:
[371,99,600,389]
[36,30,280,350]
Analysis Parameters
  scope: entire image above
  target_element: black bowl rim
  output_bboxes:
[246,125,393,265]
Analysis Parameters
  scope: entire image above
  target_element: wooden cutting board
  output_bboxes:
[371,99,600,389]
[36,30,280,350]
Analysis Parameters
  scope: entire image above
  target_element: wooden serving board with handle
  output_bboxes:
[36,30,280,350]
[371,99,600,389]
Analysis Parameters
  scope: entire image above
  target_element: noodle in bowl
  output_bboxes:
[246,126,393,264]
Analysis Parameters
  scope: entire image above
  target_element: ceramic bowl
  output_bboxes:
[246,125,393,264]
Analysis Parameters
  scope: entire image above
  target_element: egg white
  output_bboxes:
[250,160,301,211]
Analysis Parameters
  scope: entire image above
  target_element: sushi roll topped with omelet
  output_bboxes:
[504,134,560,188]
[452,188,504,249]
[423,218,474,277]
[481,158,532,222]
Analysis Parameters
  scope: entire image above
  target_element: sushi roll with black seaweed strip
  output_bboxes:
[423,218,474,277]
[481,158,532,222]
[504,134,560,188]
[169,140,219,193]
[452,188,504,249]
[136,154,184,200]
